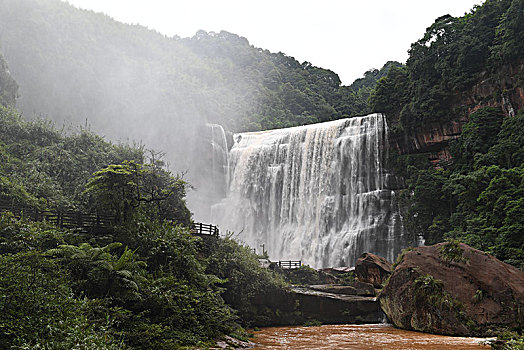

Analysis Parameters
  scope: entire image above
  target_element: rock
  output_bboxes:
[291,286,382,324]
[355,253,392,288]
[379,242,524,336]
[321,266,354,275]
[223,335,255,348]
[352,280,376,297]
[309,281,375,297]
[212,336,255,349]
[308,284,359,296]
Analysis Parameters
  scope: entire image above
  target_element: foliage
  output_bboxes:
[0,211,243,349]
[0,105,143,210]
[371,0,523,131]
[0,109,256,348]
[84,161,191,224]
[450,107,504,171]
[494,331,524,350]
[203,236,289,326]
[0,249,123,349]
[370,65,410,124]
[439,239,470,264]
[413,273,461,311]
[390,108,524,268]
[473,289,485,304]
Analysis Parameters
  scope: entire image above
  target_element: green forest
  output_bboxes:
[371,0,524,270]
[0,0,523,348]
[0,0,397,175]
[0,104,295,348]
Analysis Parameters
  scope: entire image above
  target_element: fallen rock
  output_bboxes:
[355,253,392,288]
[308,281,375,297]
[291,286,382,324]
[212,335,255,349]
[321,266,354,275]
[379,242,524,336]
[308,284,358,295]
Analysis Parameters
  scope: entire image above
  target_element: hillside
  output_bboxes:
[0,0,401,221]
[370,0,524,269]
[0,0,389,170]
[0,0,523,347]
[0,103,295,348]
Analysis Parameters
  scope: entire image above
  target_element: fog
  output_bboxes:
[0,0,270,220]
[0,0,406,222]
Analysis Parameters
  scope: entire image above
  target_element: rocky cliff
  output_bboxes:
[392,63,524,167]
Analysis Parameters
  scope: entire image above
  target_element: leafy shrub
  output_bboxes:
[439,239,470,264]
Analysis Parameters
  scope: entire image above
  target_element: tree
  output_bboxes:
[84,160,191,225]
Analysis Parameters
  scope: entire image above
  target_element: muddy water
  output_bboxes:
[251,324,491,349]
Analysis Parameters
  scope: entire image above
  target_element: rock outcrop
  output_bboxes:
[355,253,392,288]
[379,242,524,336]
[308,282,375,297]
[251,283,382,326]
[291,286,382,324]
[392,62,524,167]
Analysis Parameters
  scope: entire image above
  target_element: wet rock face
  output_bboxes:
[355,253,392,288]
[379,243,524,336]
[390,63,524,167]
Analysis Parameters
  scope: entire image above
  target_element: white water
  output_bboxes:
[212,114,415,268]
[189,123,230,222]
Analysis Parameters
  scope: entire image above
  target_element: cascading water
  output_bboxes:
[188,123,230,222]
[212,113,415,268]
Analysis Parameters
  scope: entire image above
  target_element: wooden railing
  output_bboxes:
[1,199,220,238]
[0,199,114,233]
[278,260,302,269]
[190,222,219,237]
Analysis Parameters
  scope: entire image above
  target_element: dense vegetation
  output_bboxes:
[366,0,524,271]
[0,0,523,347]
[392,107,524,269]
[0,105,292,348]
[0,0,395,179]
[371,0,524,131]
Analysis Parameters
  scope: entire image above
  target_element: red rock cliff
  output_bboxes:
[392,63,524,166]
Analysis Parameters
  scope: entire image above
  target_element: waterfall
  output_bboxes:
[208,123,230,196]
[212,114,415,268]
[188,123,230,222]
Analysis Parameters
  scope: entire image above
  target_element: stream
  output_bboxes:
[251,324,491,349]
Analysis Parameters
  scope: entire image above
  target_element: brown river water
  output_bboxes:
[251,324,492,349]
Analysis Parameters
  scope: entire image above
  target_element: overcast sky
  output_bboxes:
[63,0,481,85]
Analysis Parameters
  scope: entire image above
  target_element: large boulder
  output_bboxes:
[379,242,524,336]
[355,253,392,288]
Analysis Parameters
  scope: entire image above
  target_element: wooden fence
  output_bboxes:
[0,198,220,238]
[278,260,302,269]
[190,222,219,237]
[0,199,114,233]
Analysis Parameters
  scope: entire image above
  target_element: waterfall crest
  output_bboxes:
[212,114,414,268]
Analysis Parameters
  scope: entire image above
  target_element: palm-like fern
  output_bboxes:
[47,242,146,300]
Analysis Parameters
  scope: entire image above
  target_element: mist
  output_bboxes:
[0,0,374,220]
